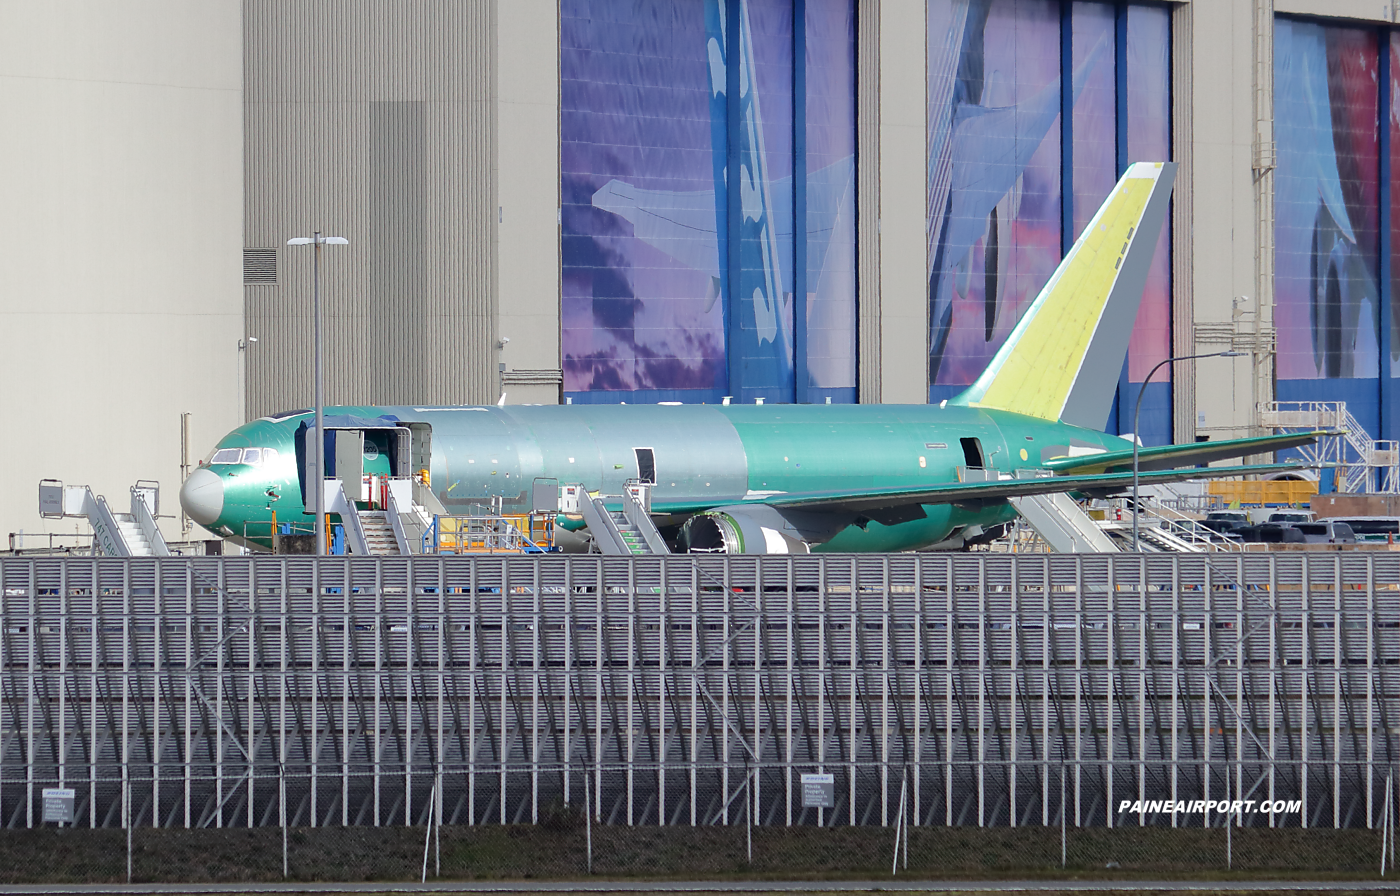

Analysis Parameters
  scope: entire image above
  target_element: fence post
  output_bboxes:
[746,767,753,865]
[125,776,132,884]
[421,782,435,884]
[1383,772,1391,876]
[1383,772,1394,873]
[1225,764,1232,871]
[280,763,288,879]
[1060,762,1067,869]
[903,767,909,870]
[585,767,592,875]
[891,771,906,876]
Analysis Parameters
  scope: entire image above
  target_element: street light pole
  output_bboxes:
[287,233,349,555]
[1132,350,1245,552]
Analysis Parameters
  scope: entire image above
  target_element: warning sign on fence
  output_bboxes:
[800,773,834,809]
[42,787,74,824]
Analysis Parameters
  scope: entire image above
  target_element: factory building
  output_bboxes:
[4,0,1398,540]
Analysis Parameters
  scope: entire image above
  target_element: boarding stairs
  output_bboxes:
[1259,401,1399,493]
[322,476,444,555]
[1005,471,1246,554]
[1100,501,1245,553]
[577,481,669,555]
[39,480,171,557]
[1009,492,1119,553]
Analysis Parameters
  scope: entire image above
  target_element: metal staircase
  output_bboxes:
[1007,485,1245,554]
[606,508,655,555]
[39,480,170,557]
[1009,493,1119,553]
[577,482,669,555]
[1099,502,1245,553]
[356,511,400,556]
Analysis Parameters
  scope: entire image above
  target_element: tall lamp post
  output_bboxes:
[1132,350,1246,552]
[287,232,349,555]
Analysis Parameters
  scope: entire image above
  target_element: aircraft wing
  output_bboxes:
[1043,431,1330,475]
[651,463,1311,520]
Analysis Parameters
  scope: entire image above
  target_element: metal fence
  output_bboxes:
[3,553,1399,834]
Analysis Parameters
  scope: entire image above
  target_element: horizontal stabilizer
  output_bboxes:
[1044,431,1330,475]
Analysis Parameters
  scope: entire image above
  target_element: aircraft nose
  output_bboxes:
[179,468,225,527]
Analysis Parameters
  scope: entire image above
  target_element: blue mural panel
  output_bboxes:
[804,0,858,402]
[1275,19,1381,429]
[727,0,795,401]
[928,0,1172,435]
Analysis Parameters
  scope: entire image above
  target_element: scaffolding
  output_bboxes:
[1259,401,1400,494]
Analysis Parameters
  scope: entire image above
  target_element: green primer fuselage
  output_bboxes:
[196,403,1131,552]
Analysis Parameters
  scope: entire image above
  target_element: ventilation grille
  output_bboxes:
[243,248,277,285]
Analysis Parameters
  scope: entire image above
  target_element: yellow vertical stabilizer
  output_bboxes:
[952,162,1176,429]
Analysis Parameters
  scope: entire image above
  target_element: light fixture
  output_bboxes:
[286,232,349,555]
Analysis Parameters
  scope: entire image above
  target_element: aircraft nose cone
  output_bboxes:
[180,468,224,527]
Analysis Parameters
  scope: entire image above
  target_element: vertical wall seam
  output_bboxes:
[727,0,744,400]
[1171,0,1195,443]
[857,0,881,404]
[1113,2,1131,435]
[1379,28,1392,441]
[794,0,809,406]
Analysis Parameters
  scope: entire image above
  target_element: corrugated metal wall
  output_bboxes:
[243,1,497,421]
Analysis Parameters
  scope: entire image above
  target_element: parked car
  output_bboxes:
[1203,510,1249,536]
[1290,521,1357,544]
[1236,523,1307,544]
[1266,510,1315,525]
[1326,516,1400,544]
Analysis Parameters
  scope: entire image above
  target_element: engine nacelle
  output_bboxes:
[678,504,847,554]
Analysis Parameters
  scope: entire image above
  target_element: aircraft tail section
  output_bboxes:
[951,162,1176,428]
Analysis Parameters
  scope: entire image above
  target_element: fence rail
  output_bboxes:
[3,553,1399,831]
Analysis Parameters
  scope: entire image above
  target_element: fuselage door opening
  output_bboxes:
[634,447,656,484]
[295,421,413,509]
[960,437,986,469]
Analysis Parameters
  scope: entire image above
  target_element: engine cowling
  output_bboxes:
[678,504,847,554]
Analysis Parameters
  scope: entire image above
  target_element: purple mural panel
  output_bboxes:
[1393,33,1400,379]
[1125,3,1171,385]
[1071,2,1115,237]
[927,0,1063,392]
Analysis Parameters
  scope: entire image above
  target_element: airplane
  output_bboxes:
[180,162,1321,555]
